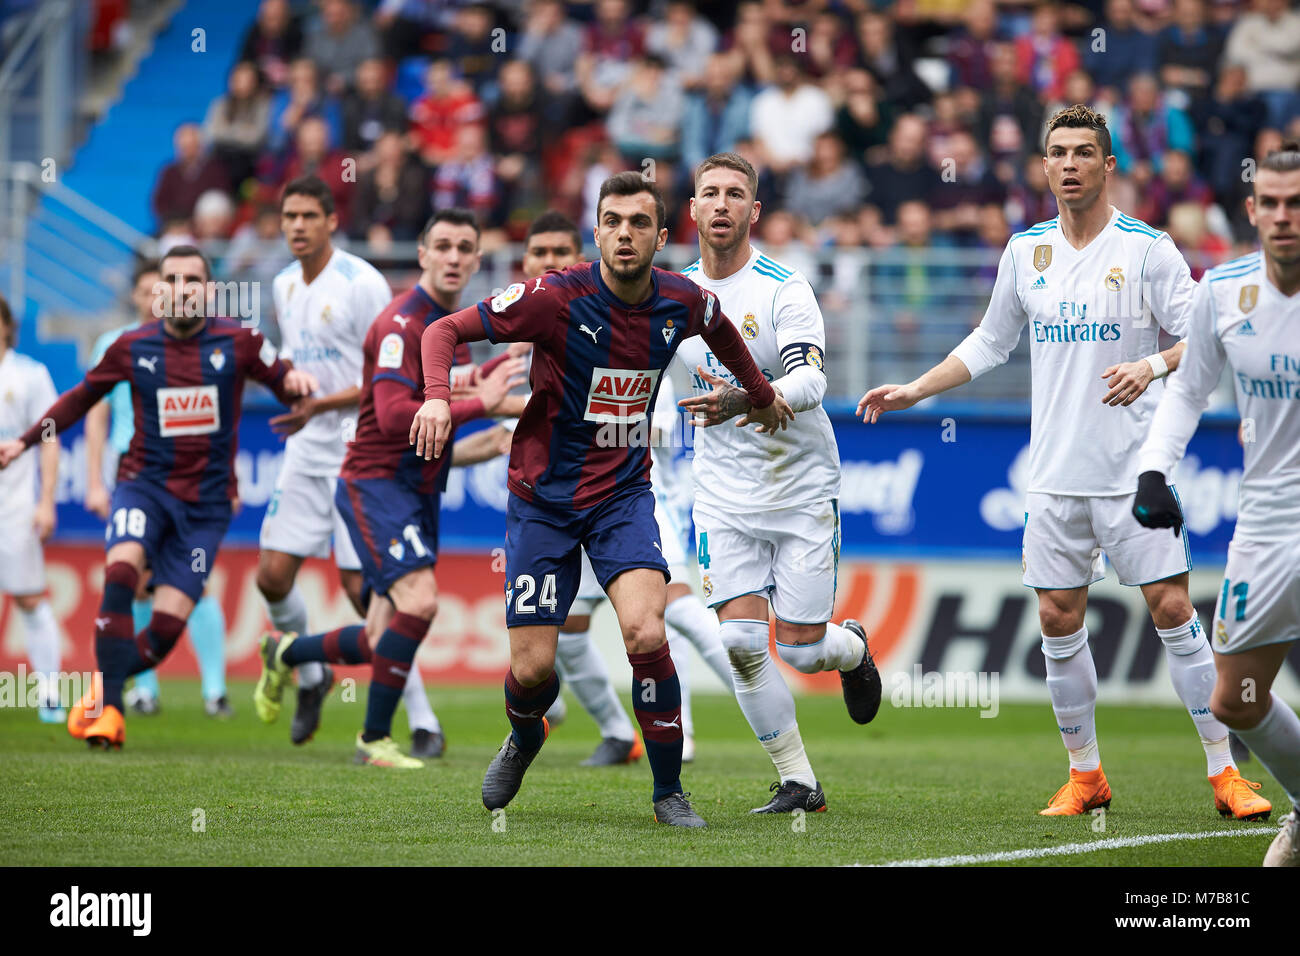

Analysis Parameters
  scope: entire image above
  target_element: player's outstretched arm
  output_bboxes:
[83,401,112,518]
[858,354,972,423]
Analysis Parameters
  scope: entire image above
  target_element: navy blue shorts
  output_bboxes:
[503,482,669,627]
[335,477,438,597]
[105,480,231,602]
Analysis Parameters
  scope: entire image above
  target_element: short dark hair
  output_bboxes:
[280,175,335,217]
[1260,140,1300,176]
[0,292,12,348]
[597,171,665,231]
[419,208,480,245]
[1044,104,1112,158]
[159,244,211,283]
[132,257,161,285]
[525,211,582,250]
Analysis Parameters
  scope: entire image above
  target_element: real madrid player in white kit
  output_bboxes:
[861,106,1269,820]
[1135,143,1300,865]
[259,175,443,752]
[0,295,67,722]
[678,153,881,814]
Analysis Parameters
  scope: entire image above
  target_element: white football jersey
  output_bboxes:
[676,246,840,512]
[1139,252,1300,543]
[272,248,391,476]
[951,207,1195,496]
[0,349,57,520]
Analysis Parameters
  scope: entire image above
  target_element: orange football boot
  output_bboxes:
[628,735,644,762]
[1209,767,1272,821]
[1040,765,1112,815]
[66,672,104,740]
[82,705,125,750]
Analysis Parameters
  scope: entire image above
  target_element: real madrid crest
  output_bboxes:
[1105,266,1124,292]
[806,346,824,370]
[741,313,758,339]
[209,346,226,371]
[1033,245,1052,272]
[1239,285,1258,313]
[320,304,333,323]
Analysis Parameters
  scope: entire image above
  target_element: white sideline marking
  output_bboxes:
[867,827,1277,867]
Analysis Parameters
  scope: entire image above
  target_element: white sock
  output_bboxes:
[775,622,865,673]
[20,601,62,707]
[1042,627,1100,771]
[555,630,635,741]
[267,588,323,688]
[722,619,815,788]
[667,631,694,737]
[1234,694,1300,809]
[665,594,734,690]
[403,664,440,733]
[1158,614,1234,775]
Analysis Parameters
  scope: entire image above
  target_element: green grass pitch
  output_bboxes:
[0,680,1284,866]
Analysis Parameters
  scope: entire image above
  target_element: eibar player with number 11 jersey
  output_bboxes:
[412,172,790,827]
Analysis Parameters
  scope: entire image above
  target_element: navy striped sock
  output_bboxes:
[95,562,143,711]
[363,612,430,742]
[504,669,559,751]
[629,643,684,801]
[132,612,186,671]
[282,625,371,666]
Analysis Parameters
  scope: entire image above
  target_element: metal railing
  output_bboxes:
[0,161,155,321]
[0,0,84,170]
[197,236,991,405]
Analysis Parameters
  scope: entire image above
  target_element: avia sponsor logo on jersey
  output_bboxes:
[156,385,220,436]
[1032,301,1122,344]
[584,367,661,423]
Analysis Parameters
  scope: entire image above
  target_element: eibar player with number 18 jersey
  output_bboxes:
[0,246,316,750]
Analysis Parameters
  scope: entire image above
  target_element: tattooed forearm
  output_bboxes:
[716,385,751,422]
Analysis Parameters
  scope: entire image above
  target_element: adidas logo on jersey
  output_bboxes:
[1030,276,1048,291]
[1237,319,1256,336]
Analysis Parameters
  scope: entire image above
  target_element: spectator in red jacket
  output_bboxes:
[408,60,484,166]
[151,123,230,230]
[1014,3,1080,101]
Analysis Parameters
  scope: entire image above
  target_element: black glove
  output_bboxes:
[1133,470,1182,537]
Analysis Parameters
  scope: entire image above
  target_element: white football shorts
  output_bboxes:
[1022,490,1191,590]
[0,512,46,594]
[693,498,840,624]
[1211,535,1300,655]
[259,470,361,570]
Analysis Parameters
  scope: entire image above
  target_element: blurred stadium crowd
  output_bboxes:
[146,0,1300,271]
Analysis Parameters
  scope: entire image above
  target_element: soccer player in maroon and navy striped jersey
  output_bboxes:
[411,172,793,827]
[0,246,317,749]
[253,210,525,768]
